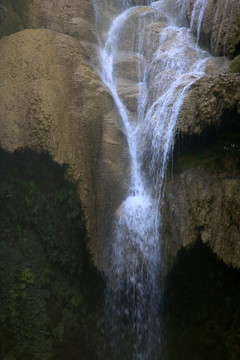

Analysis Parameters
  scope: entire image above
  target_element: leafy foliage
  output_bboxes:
[0,150,103,360]
[230,55,240,73]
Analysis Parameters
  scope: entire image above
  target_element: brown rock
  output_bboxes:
[113,52,145,82]
[162,169,240,272]
[186,0,240,57]
[205,56,230,76]
[115,77,143,114]
[0,29,129,270]
[178,74,240,137]
[30,0,97,42]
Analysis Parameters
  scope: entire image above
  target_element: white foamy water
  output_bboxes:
[91,0,210,358]
[190,0,208,43]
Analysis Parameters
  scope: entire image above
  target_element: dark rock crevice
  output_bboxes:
[174,105,240,174]
[162,240,240,360]
[0,148,104,360]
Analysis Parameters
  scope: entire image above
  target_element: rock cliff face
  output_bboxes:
[156,0,240,272]
[30,0,96,42]
[162,168,240,271]
[0,0,240,272]
[161,73,240,272]
[0,9,129,269]
[185,0,240,57]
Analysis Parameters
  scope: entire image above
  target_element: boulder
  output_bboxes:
[177,74,240,137]
[30,0,97,42]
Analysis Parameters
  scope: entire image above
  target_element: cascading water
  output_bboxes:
[91,0,210,358]
[190,0,208,44]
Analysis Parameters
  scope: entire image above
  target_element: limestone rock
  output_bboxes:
[162,169,240,272]
[30,0,97,43]
[186,0,240,57]
[113,52,145,82]
[0,29,129,270]
[161,71,240,273]
[178,74,240,137]
[116,78,144,114]
[114,6,167,53]
[205,56,230,76]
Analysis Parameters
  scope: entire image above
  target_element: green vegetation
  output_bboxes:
[0,149,103,360]
[174,131,240,174]
[163,241,240,360]
[230,55,240,73]
[0,0,30,39]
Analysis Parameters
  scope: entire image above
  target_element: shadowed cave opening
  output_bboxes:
[0,149,104,360]
[174,107,240,174]
[162,240,240,360]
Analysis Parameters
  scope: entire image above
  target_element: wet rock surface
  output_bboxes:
[186,0,240,57]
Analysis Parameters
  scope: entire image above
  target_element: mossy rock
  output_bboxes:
[0,0,29,39]
[230,55,240,73]
[0,149,104,360]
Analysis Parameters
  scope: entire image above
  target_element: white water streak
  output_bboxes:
[190,0,208,43]
[91,0,210,358]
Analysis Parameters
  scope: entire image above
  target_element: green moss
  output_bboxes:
[230,55,240,73]
[0,0,30,39]
[163,241,240,360]
[0,149,104,360]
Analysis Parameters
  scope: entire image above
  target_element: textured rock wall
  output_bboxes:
[1,0,240,271]
[158,0,240,272]
[185,0,240,57]
[161,73,240,272]
[0,3,130,269]
[162,169,240,271]
[178,74,240,137]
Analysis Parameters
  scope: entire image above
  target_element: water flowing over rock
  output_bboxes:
[185,0,240,57]
[0,0,240,357]
[90,0,238,358]
[178,74,240,137]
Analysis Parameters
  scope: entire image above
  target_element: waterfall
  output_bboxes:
[91,0,209,358]
[190,0,208,43]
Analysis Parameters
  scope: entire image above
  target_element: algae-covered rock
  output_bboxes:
[0,0,30,38]
[230,55,240,73]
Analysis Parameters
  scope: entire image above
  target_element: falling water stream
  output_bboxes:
[91,0,211,358]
